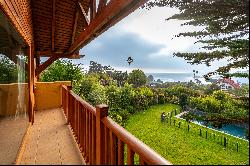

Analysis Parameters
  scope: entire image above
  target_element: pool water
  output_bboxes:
[192,120,248,140]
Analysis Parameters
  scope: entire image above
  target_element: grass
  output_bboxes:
[125,104,249,165]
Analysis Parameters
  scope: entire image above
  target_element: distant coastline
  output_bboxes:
[146,73,249,84]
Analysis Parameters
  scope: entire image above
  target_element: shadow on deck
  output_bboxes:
[19,108,85,165]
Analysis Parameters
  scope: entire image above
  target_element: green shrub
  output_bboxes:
[88,83,107,105]
[40,59,83,84]
[127,69,147,88]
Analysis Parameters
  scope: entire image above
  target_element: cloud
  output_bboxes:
[74,6,239,76]
[77,29,196,73]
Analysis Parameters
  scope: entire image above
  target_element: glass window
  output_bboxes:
[0,9,29,165]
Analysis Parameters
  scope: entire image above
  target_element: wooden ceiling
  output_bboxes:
[1,0,148,75]
[32,0,148,59]
[33,0,90,58]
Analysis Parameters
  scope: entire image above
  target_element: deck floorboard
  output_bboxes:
[20,108,85,165]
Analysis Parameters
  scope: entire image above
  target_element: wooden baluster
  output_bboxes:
[70,96,73,129]
[62,88,64,111]
[77,101,80,143]
[118,139,124,165]
[127,147,135,165]
[66,90,69,124]
[89,112,92,164]
[78,101,80,142]
[75,100,78,140]
[86,110,89,163]
[66,87,72,123]
[92,114,96,164]
[104,126,110,164]
[79,105,82,151]
[83,107,86,157]
[72,98,75,132]
[109,131,116,165]
[63,89,65,114]
[96,104,109,165]
[139,157,146,165]
[69,94,72,125]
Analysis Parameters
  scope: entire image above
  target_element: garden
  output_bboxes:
[125,104,249,165]
[1,58,249,164]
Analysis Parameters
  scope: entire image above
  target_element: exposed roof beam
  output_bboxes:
[97,0,107,13]
[67,0,148,54]
[72,9,79,44]
[35,50,63,57]
[51,0,56,51]
[78,1,89,25]
[90,0,96,21]
[35,50,82,75]
[35,54,60,76]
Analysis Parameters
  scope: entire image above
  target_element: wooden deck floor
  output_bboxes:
[20,108,85,165]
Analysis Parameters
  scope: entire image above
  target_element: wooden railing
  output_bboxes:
[62,85,171,165]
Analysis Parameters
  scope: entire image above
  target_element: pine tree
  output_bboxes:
[146,0,249,77]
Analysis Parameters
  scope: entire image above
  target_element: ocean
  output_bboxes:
[146,73,249,84]
[146,73,195,83]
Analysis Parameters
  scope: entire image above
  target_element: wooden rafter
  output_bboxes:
[97,0,107,13]
[90,0,96,21]
[67,0,148,54]
[35,54,60,76]
[51,0,56,51]
[35,51,82,75]
[78,1,89,25]
[35,50,64,57]
[72,8,79,44]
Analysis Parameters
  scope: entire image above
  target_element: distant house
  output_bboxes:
[149,81,162,87]
[215,78,241,91]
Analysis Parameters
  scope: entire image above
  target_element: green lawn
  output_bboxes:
[125,104,249,165]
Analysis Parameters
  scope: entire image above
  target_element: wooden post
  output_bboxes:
[200,129,202,136]
[66,86,72,124]
[178,122,181,128]
[224,137,227,147]
[206,131,208,139]
[96,104,109,165]
[28,45,35,124]
[188,124,190,131]
[35,56,40,81]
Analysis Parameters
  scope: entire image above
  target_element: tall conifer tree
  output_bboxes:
[146,0,249,77]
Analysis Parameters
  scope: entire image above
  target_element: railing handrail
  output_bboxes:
[69,90,96,115]
[61,85,68,90]
[102,117,171,165]
[62,84,171,165]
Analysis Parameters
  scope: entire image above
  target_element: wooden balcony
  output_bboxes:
[0,0,170,164]
[61,85,171,165]
[1,82,170,165]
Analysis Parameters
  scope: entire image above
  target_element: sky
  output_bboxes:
[75,6,227,73]
[72,5,248,83]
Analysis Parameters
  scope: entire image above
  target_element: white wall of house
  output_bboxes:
[216,82,234,91]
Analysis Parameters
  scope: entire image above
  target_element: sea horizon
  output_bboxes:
[146,72,249,84]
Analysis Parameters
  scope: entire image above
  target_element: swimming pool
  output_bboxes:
[192,120,248,140]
